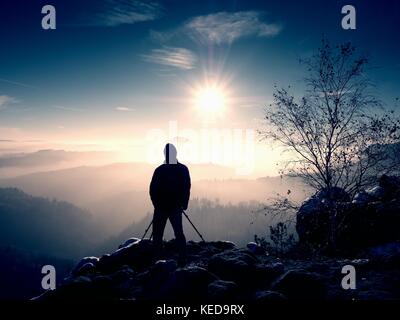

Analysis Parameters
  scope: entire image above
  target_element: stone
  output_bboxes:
[158,266,218,300]
[366,242,400,266]
[247,242,266,255]
[208,250,257,285]
[254,290,287,301]
[271,270,326,300]
[118,237,140,249]
[207,280,239,300]
[75,262,96,276]
[72,256,99,276]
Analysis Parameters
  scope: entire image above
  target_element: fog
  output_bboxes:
[0,149,311,240]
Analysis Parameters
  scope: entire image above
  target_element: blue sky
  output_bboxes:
[0,0,399,175]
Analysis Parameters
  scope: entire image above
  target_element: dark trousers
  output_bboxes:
[152,207,186,260]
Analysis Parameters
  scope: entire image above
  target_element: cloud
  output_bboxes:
[185,11,281,44]
[142,47,197,70]
[0,150,114,168]
[51,105,85,112]
[115,107,135,112]
[88,0,163,26]
[0,95,17,110]
[0,78,38,89]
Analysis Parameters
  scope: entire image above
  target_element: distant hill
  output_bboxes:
[0,163,310,235]
[0,149,118,178]
[0,245,73,299]
[0,188,103,259]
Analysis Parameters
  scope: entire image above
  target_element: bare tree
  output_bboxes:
[260,39,400,195]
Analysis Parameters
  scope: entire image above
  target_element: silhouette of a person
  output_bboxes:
[149,143,191,266]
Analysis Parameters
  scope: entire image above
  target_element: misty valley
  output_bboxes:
[0,157,308,298]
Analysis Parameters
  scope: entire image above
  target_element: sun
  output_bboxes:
[195,85,226,116]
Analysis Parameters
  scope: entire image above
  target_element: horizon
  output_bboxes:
[1,0,399,178]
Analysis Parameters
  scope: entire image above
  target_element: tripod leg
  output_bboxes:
[182,210,205,242]
[141,220,153,240]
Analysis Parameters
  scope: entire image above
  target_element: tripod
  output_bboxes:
[141,209,205,242]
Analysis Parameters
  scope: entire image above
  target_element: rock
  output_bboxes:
[208,250,257,285]
[272,270,326,300]
[296,187,350,247]
[254,290,287,301]
[96,254,114,273]
[92,275,113,286]
[355,290,396,300]
[352,175,400,204]
[263,262,285,276]
[31,289,56,301]
[379,175,400,200]
[75,262,96,276]
[352,191,373,204]
[366,185,385,200]
[38,237,400,301]
[318,187,351,202]
[158,266,218,300]
[247,242,266,255]
[336,200,400,250]
[72,256,99,276]
[110,265,135,283]
[140,259,178,296]
[213,241,236,250]
[91,275,115,298]
[297,176,400,251]
[118,238,140,249]
[72,276,92,284]
[207,280,239,300]
[207,249,280,289]
[186,241,204,255]
[366,242,400,266]
[97,239,155,273]
[350,259,370,267]
[154,259,178,274]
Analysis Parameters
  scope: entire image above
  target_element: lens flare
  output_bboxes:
[194,85,226,116]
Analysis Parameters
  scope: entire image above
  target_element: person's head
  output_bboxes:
[164,143,177,164]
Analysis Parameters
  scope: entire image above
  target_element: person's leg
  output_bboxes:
[152,208,168,261]
[169,208,187,266]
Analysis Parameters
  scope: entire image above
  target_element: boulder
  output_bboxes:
[365,185,385,201]
[379,175,400,200]
[296,187,350,247]
[208,250,257,285]
[207,280,239,300]
[141,259,179,295]
[91,275,115,298]
[72,256,99,276]
[366,242,400,266]
[118,238,140,249]
[154,259,178,273]
[110,265,135,283]
[209,241,236,251]
[247,242,266,255]
[75,262,96,277]
[97,239,154,273]
[352,191,373,204]
[271,270,326,300]
[336,200,400,250]
[158,266,218,300]
[254,290,287,301]
[297,178,400,251]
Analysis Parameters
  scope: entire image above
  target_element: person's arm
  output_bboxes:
[182,166,191,210]
[149,169,158,207]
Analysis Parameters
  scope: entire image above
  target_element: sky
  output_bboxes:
[0,0,399,177]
